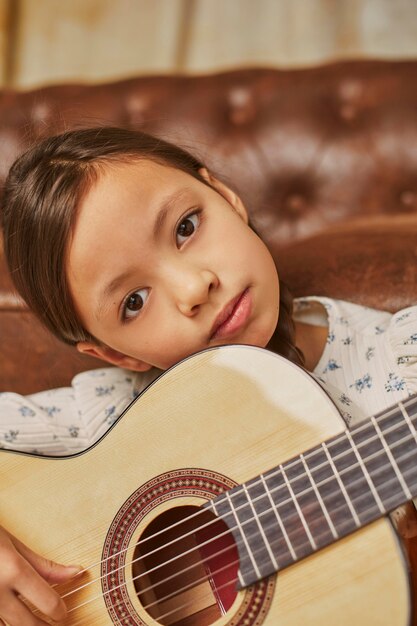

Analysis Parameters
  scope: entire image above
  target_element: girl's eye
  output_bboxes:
[176,212,200,247]
[123,288,149,320]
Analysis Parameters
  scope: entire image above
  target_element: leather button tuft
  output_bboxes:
[228,87,255,125]
[32,102,51,123]
[400,190,416,208]
[340,103,357,121]
[126,95,149,122]
[338,79,362,122]
[286,194,306,214]
[338,79,363,101]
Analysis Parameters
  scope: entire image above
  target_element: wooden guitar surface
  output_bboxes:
[0,346,411,625]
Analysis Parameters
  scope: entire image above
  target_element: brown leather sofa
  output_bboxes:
[1,59,417,598]
[0,59,417,394]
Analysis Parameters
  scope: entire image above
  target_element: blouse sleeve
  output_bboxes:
[0,367,159,456]
[388,305,417,395]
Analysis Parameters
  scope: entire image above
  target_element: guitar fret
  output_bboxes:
[324,432,380,526]
[304,444,359,537]
[404,395,417,421]
[299,453,338,540]
[242,483,279,571]
[259,473,297,561]
[246,474,295,568]
[344,429,385,514]
[321,442,361,527]
[229,484,276,581]
[400,401,417,446]
[279,463,317,550]
[281,456,336,549]
[224,490,262,580]
[349,419,405,513]
[208,494,256,587]
[371,415,412,500]
[263,467,312,561]
[375,405,417,499]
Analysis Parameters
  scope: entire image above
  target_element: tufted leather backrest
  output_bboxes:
[1,60,417,393]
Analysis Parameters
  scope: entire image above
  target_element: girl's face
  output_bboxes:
[67,160,280,371]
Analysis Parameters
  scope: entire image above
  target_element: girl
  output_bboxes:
[0,127,416,625]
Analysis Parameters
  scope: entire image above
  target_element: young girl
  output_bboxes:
[0,126,416,625]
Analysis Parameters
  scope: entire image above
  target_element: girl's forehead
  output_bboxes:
[96,158,193,186]
[75,160,193,224]
[73,159,201,243]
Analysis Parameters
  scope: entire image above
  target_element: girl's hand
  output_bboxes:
[0,525,82,625]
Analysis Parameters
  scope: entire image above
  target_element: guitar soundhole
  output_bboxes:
[133,505,239,625]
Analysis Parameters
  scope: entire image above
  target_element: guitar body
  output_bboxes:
[0,346,412,625]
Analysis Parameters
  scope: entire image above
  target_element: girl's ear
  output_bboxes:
[199,167,249,223]
[76,342,153,372]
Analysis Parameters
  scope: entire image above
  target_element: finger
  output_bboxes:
[12,536,82,584]
[14,559,68,624]
[0,591,49,626]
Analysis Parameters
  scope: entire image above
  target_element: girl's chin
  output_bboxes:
[239,325,277,350]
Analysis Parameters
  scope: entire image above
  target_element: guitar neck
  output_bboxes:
[207,394,417,588]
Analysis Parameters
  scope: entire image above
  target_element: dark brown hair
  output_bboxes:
[1,126,303,366]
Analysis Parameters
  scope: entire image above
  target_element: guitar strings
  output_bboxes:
[62,417,417,616]
[142,555,237,616]
[74,434,417,604]
[147,572,242,623]
[60,399,417,603]
[132,539,237,611]
[147,451,417,625]
[67,453,417,620]
[58,396,412,592]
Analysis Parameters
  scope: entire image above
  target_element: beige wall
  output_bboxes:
[2,0,417,89]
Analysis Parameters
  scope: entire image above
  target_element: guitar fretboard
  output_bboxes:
[205,394,417,588]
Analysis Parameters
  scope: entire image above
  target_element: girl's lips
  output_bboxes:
[210,288,252,340]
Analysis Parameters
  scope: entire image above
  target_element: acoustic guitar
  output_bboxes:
[1,345,417,625]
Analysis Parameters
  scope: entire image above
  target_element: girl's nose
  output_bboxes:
[172,268,219,316]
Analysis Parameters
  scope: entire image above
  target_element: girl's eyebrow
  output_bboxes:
[152,187,191,240]
[96,268,136,321]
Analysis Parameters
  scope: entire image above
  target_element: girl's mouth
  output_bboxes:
[210,288,252,341]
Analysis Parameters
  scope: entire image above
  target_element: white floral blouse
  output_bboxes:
[293,297,417,426]
[0,297,416,456]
